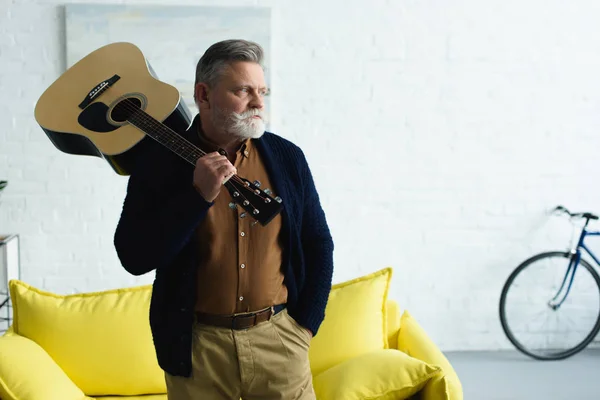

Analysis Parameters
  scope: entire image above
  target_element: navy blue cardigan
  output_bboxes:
[114,116,334,377]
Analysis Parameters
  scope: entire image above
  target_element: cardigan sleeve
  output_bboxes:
[293,149,335,335]
[114,155,213,276]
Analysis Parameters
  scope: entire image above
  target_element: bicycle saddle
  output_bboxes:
[582,213,599,220]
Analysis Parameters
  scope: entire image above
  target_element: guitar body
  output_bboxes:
[34,42,192,175]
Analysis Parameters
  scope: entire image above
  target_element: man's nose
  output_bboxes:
[249,90,265,109]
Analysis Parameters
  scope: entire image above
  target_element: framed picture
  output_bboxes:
[64,4,272,120]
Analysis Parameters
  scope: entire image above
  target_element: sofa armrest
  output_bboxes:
[3,324,15,336]
[397,311,463,399]
[0,334,88,400]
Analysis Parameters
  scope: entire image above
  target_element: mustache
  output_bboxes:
[231,109,267,122]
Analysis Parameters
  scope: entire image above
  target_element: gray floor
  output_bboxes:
[445,349,600,400]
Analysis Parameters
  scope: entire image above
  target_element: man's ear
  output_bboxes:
[195,83,211,110]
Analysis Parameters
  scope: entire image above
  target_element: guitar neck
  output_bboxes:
[126,106,242,201]
[127,107,205,166]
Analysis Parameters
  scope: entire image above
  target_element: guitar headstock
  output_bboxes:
[224,177,283,226]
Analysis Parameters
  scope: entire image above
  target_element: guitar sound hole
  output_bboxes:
[111,97,142,123]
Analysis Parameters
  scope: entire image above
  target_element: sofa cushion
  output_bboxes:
[397,310,463,399]
[308,267,392,376]
[0,334,88,400]
[9,280,165,397]
[386,299,402,349]
[313,348,443,400]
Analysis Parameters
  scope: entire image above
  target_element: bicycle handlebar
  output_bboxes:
[551,205,599,221]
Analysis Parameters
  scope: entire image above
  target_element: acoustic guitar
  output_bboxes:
[34,42,282,226]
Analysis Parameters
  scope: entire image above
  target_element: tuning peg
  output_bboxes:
[264,188,272,195]
[253,180,261,187]
[275,196,282,203]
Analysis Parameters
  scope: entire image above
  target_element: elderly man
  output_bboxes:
[114,39,334,400]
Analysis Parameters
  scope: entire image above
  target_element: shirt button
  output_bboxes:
[239,296,244,301]
[240,232,245,237]
[240,264,246,269]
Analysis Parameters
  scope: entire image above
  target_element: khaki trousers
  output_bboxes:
[165,309,315,400]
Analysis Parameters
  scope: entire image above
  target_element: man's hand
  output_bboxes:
[193,152,237,202]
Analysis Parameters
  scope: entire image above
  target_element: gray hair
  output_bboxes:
[194,39,264,100]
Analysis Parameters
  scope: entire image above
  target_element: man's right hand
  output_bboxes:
[193,152,237,202]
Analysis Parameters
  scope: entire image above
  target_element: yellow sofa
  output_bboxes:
[0,268,462,400]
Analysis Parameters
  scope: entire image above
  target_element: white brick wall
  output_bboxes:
[2,0,600,351]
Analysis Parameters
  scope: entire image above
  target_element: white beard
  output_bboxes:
[213,107,268,140]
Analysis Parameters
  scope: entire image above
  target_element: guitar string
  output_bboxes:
[125,108,273,208]
[124,108,263,213]
[122,101,275,205]
[107,93,274,213]
[116,96,247,187]
[114,94,261,191]
[95,87,251,191]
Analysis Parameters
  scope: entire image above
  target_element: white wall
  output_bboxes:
[2,0,600,351]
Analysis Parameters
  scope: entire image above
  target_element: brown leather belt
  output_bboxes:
[195,304,286,330]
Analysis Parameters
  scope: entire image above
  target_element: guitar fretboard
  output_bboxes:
[127,108,206,166]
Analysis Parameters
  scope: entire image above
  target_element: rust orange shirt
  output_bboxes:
[194,128,287,315]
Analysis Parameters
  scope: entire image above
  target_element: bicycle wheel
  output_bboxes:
[499,251,600,360]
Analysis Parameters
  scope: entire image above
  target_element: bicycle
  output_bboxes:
[499,205,600,360]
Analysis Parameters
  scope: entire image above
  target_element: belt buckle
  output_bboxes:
[231,310,257,330]
[231,313,244,330]
[231,307,274,329]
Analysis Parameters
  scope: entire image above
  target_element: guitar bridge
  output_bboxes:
[78,74,121,109]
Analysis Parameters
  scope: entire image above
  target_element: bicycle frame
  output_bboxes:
[551,223,600,308]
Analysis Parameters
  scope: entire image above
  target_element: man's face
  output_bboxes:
[199,61,269,140]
